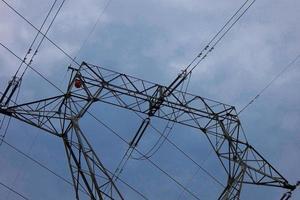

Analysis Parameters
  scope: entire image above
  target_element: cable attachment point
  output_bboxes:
[178,69,187,78]
[0,76,21,106]
[280,181,300,200]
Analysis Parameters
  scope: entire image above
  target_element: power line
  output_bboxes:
[238,53,300,115]
[185,0,257,74]
[74,0,112,60]
[0,41,64,94]
[131,119,175,160]
[1,140,85,193]
[80,168,150,200]
[0,180,30,200]
[134,112,225,188]
[0,0,258,196]
[176,150,213,200]
[1,0,80,67]
[14,0,59,77]
[1,0,295,199]
[110,175,149,200]
[1,0,257,77]
[1,0,257,87]
[20,0,66,79]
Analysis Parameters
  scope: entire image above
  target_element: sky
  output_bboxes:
[0,0,299,199]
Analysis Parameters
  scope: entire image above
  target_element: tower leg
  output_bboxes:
[218,167,245,200]
[62,119,124,200]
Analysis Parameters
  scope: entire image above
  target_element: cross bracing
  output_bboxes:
[0,0,299,199]
[0,62,297,199]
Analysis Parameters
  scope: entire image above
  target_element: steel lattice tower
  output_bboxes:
[0,62,297,199]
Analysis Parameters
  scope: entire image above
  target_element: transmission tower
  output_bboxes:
[1,0,299,198]
[0,62,298,199]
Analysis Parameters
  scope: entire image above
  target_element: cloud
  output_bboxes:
[0,0,299,199]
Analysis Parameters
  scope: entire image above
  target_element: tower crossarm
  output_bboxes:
[0,91,98,137]
[0,95,71,136]
[69,62,296,193]
[241,143,293,189]
[69,62,238,131]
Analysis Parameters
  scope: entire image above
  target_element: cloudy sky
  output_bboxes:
[0,0,299,199]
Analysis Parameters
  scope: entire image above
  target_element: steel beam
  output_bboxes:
[0,62,296,199]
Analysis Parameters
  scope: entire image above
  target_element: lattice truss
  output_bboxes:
[0,62,296,200]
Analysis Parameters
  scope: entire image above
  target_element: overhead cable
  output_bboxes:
[20,0,66,79]
[238,53,300,115]
[14,0,59,77]
[0,41,64,93]
[134,112,225,188]
[1,140,90,195]
[0,181,30,200]
[1,0,80,67]
[185,0,257,74]
[74,0,112,60]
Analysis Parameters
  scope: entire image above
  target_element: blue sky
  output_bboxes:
[0,0,299,199]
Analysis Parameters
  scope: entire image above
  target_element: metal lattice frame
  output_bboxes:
[0,62,296,199]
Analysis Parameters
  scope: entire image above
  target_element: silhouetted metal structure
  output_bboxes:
[0,62,297,199]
